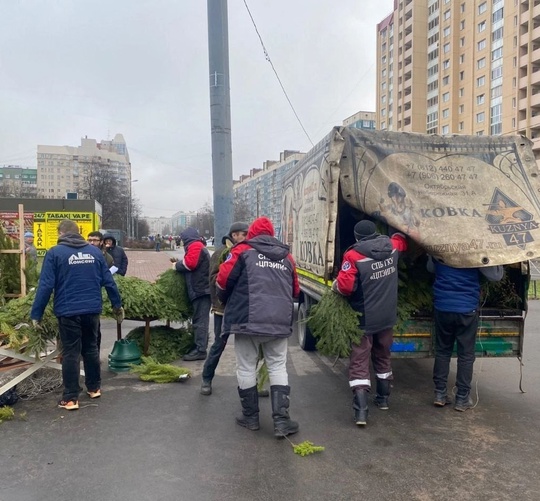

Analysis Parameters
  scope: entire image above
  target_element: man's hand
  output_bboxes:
[32,319,43,330]
[170,257,178,263]
[331,280,341,294]
[113,307,125,324]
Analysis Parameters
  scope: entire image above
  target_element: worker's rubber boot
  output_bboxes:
[353,389,369,426]
[236,386,260,430]
[374,379,391,410]
[271,385,299,438]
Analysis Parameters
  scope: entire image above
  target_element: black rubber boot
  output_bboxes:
[236,386,260,430]
[353,389,369,426]
[271,385,299,438]
[374,379,391,410]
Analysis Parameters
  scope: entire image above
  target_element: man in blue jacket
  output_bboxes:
[31,219,124,411]
[427,256,503,411]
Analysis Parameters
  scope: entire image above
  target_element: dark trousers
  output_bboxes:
[349,328,394,390]
[58,314,101,401]
[192,295,211,353]
[202,314,229,381]
[433,309,478,397]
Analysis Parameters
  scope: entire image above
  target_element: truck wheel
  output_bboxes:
[297,298,317,351]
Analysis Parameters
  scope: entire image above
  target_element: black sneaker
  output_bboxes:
[434,393,452,407]
[200,380,212,395]
[183,350,207,361]
[454,396,473,412]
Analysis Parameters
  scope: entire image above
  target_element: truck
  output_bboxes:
[281,127,538,358]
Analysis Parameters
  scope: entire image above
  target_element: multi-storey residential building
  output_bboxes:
[171,211,198,234]
[376,0,520,145]
[233,150,305,239]
[342,110,377,129]
[145,216,172,236]
[36,134,131,199]
[0,165,37,197]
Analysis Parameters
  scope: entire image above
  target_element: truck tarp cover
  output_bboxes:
[339,127,540,267]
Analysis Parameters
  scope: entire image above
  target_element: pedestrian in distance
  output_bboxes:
[172,227,211,361]
[24,231,38,263]
[103,234,128,276]
[427,256,503,411]
[200,221,249,396]
[217,216,300,438]
[30,219,124,411]
[333,220,407,426]
[155,234,162,252]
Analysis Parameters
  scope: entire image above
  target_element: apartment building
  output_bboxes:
[145,216,172,236]
[36,134,131,199]
[233,150,305,239]
[0,165,37,197]
[376,0,521,146]
[170,211,198,234]
[342,110,377,129]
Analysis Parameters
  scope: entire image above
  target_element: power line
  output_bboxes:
[242,0,314,147]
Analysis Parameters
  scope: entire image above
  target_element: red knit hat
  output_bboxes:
[247,217,275,239]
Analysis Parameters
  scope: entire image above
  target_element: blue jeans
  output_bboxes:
[202,314,229,382]
[58,314,101,400]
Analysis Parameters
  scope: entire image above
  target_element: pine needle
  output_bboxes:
[0,406,15,423]
[292,441,325,456]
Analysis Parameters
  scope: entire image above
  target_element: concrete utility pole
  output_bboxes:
[208,0,234,242]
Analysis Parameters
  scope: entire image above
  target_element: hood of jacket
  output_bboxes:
[246,217,289,261]
[58,232,88,248]
[180,227,200,246]
[103,234,117,247]
[352,234,393,261]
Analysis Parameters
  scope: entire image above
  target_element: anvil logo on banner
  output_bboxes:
[485,188,538,249]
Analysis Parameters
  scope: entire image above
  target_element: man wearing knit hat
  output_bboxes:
[24,231,37,263]
[200,221,249,395]
[333,219,407,426]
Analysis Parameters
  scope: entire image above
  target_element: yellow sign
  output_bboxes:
[33,212,97,251]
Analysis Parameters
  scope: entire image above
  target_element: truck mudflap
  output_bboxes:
[391,311,524,358]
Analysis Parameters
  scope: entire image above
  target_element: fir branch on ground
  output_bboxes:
[307,291,362,357]
[0,406,15,423]
[130,356,191,383]
[125,325,194,363]
[292,440,325,457]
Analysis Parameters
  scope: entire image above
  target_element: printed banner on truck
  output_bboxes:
[33,212,97,254]
[339,128,540,267]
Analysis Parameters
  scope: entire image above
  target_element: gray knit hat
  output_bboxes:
[229,222,249,234]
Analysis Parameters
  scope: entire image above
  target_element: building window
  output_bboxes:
[459,104,465,113]
[442,75,450,85]
[460,70,465,80]
[492,7,504,23]
[459,121,464,131]
[478,2,487,15]
[477,112,485,122]
[492,27,503,42]
[491,85,502,98]
[443,92,450,102]
[477,94,485,105]
[442,125,450,134]
[459,87,465,97]
[478,21,486,32]
[460,20,465,30]
[444,26,451,37]
[477,75,485,86]
[444,9,451,20]
[460,54,465,63]
[491,66,503,80]
[461,3,465,13]
[477,130,484,136]
[492,47,503,61]
[443,59,450,69]
[442,108,450,118]
[491,103,502,135]
[443,43,451,53]
[477,39,486,51]
[477,57,486,69]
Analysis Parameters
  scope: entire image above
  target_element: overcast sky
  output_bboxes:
[0,0,394,218]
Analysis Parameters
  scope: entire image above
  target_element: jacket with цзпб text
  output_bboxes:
[216,218,300,338]
[334,233,407,335]
[30,232,122,320]
[174,228,210,301]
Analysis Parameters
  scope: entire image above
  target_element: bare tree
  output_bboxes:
[197,202,214,237]
[234,196,252,223]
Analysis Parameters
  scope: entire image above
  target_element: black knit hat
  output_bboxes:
[354,220,377,241]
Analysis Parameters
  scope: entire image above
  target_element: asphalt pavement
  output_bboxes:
[2,250,540,500]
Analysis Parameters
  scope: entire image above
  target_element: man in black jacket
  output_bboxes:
[103,234,128,276]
